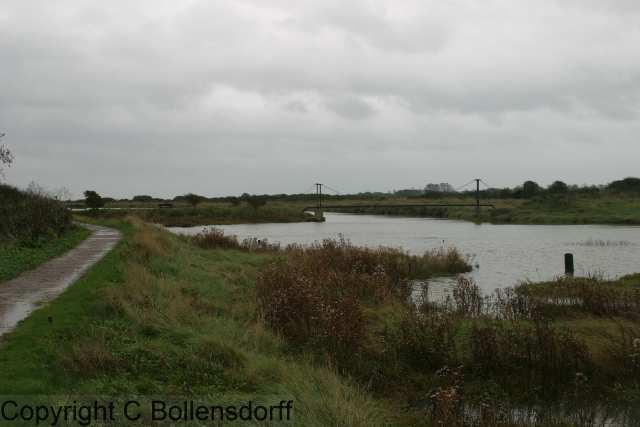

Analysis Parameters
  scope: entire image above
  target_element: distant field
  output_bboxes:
[78,202,316,226]
[70,192,640,226]
[317,194,640,225]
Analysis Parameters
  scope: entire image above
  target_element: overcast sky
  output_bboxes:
[1,1,639,198]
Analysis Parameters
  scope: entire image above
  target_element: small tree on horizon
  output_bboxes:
[84,190,105,209]
[522,181,541,198]
[0,133,14,179]
[548,180,569,194]
[183,193,205,207]
[607,177,640,193]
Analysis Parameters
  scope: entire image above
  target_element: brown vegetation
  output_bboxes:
[191,227,281,252]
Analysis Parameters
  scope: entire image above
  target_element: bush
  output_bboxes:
[191,227,241,250]
[256,238,470,366]
[468,319,592,385]
[0,184,72,241]
[607,177,640,193]
[191,228,281,252]
[84,190,104,209]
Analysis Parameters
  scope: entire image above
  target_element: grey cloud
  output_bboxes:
[324,95,375,120]
[282,100,308,114]
[0,0,639,197]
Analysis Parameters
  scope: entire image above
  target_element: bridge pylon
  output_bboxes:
[314,183,326,222]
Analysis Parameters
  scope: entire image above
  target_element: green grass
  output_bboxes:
[320,193,640,225]
[2,216,638,425]
[92,192,640,225]
[0,226,91,282]
[83,204,316,226]
[0,219,401,426]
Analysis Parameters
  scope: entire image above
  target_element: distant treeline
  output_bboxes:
[453,177,640,200]
[70,177,640,206]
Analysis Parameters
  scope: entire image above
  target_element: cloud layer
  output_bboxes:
[1,0,639,198]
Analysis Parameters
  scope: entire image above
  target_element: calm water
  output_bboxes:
[168,213,640,293]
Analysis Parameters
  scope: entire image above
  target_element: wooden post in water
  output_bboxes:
[564,253,574,276]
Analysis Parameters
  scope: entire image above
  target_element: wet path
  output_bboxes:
[0,224,121,338]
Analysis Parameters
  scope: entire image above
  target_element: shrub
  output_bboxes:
[183,193,206,207]
[607,177,640,193]
[84,190,104,209]
[0,184,72,241]
[256,238,470,367]
[191,228,281,252]
[191,227,241,250]
[391,312,458,372]
[468,319,592,386]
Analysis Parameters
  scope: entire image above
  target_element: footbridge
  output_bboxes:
[302,180,495,222]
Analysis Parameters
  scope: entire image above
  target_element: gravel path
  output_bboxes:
[0,224,121,338]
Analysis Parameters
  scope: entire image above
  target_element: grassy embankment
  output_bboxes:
[0,218,422,426]
[318,193,640,225]
[83,203,315,226]
[3,216,638,425]
[0,183,89,281]
[82,191,640,226]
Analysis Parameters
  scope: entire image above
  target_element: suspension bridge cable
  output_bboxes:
[455,179,476,192]
[322,184,342,195]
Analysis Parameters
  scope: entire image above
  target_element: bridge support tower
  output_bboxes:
[314,183,325,222]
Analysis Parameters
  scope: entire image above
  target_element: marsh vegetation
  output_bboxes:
[1,216,639,425]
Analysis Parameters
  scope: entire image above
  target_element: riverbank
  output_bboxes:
[0,217,404,426]
[1,217,637,425]
[322,193,640,225]
[82,192,640,226]
[81,204,315,226]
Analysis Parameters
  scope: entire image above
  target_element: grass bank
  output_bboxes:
[82,203,315,227]
[322,193,640,225]
[90,192,640,225]
[0,226,90,282]
[0,218,402,426]
[2,218,638,425]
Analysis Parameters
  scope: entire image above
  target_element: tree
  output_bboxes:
[424,183,455,193]
[84,190,104,209]
[522,181,541,198]
[247,196,267,211]
[27,181,47,196]
[607,177,640,193]
[53,186,73,201]
[548,180,569,194]
[228,197,241,206]
[0,133,13,178]
[183,193,205,207]
[132,195,154,202]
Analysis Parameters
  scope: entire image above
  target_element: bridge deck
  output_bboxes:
[303,203,494,211]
